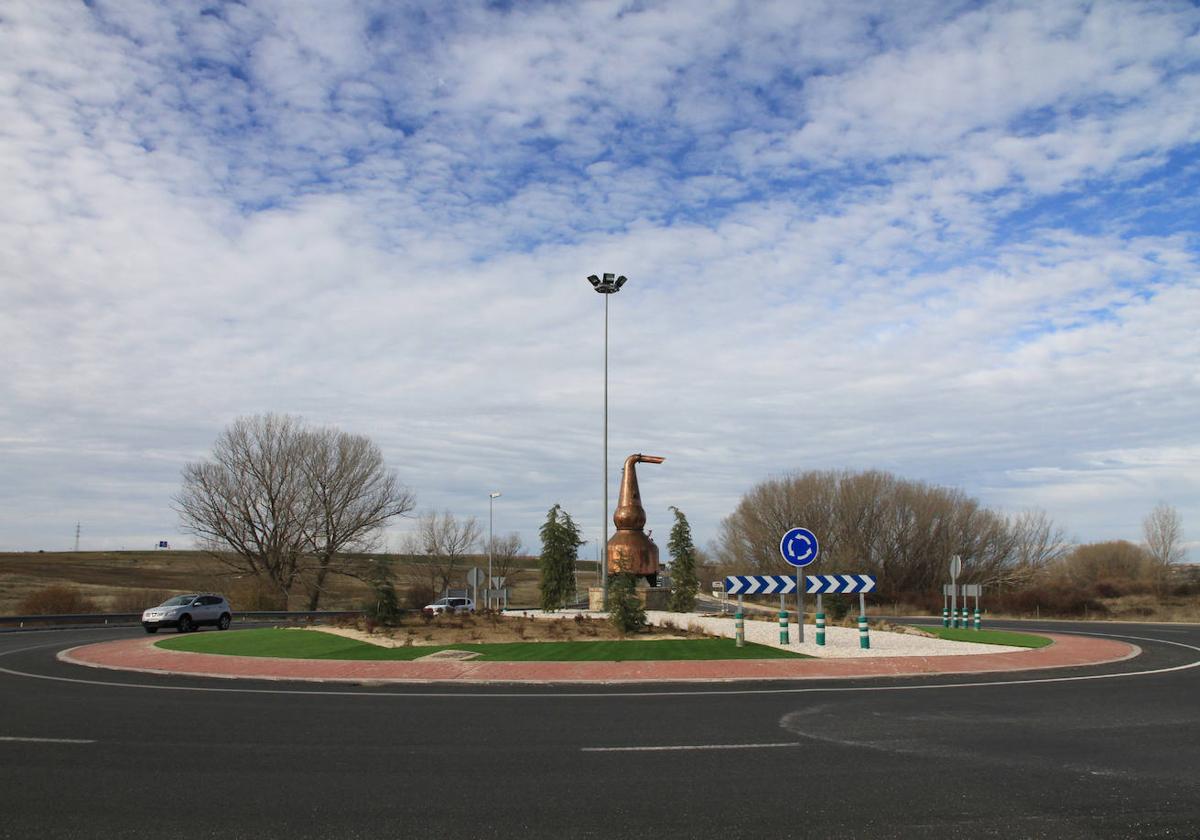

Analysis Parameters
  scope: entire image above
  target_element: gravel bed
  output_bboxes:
[507,609,1026,658]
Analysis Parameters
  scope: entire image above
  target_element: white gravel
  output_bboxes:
[507,609,1026,658]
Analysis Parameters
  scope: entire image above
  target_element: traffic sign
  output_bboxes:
[805,574,876,594]
[724,575,798,595]
[950,555,962,579]
[466,567,485,586]
[962,584,982,597]
[725,574,877,596]
[779,527,820,567]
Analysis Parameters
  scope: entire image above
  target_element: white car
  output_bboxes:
[142,593,232,634]
[422,596,475,616]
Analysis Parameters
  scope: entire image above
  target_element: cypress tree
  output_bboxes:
[607,571,646,633]
[539,504,583,610]
[667,506,699,613]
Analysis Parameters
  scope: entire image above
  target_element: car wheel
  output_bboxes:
[144,625,158,634]
[217,613,231,631]
[176,614,194,633]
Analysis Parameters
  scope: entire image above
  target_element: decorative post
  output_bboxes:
[815,593,826,646]
[858,592,870,649]
[778,593,789,645]
[942,606,950,628]
[735,594,745,648]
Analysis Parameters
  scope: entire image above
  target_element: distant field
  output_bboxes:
[0,551,562,614]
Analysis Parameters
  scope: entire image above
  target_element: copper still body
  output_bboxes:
[606,453,665,583]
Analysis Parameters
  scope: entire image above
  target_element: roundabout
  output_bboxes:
[2,619,1198,838]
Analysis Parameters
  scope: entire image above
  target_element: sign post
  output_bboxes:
[949,555,962,628]
[780,527,820,644]
[466,567,485,608]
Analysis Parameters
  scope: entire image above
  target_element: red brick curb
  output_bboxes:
[58,632,1139,684]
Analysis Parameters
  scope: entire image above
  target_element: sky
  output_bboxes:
[2,0,1198,564]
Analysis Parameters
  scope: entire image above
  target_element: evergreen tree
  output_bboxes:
[606,571,646,633]
[363,556,400,623]
[667,506,699,612]
[539,504,583,610]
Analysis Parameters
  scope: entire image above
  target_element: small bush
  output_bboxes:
[111,589,171,613]
[19,585,98,615]
[607,573,646,634]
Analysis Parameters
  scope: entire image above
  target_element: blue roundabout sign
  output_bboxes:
[779,527,820,568]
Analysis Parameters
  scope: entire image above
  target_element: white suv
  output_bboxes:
[142,594,232,634]
[422,597,475,616]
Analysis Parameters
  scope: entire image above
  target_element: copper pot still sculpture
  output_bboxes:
[607,453,665,585]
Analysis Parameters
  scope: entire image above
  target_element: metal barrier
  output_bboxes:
[0,610,366,630]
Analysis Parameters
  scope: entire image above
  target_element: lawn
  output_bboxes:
[156,628,810,661]
[916,626,1052,648]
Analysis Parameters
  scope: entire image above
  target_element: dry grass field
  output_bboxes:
[0,550,576,615]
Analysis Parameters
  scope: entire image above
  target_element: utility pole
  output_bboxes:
[74,522,80,552]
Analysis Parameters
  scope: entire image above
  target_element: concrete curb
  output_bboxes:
[57,632,1140,685]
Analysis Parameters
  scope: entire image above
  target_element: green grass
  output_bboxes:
[916,626,1052,648]
[156,628,810,661]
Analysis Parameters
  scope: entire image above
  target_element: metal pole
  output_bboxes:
[602,291,609,604]
[796,570,805,644]
[858,591,869,649]
[488,493,495,610]
[735,594,744,647]
[815,593,825,646]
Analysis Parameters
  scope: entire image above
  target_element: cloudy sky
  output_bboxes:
[2,0,1198,563]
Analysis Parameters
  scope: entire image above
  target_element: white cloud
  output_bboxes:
[0,0,1197,563]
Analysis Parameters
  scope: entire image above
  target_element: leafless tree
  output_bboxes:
[486,532,526,587]
[1006,509,1069,585]
[175,414,414,608]
[715,468,1058,603]
[1143,502,1186,569]
[300,426,416,609]
[404,510,481,597]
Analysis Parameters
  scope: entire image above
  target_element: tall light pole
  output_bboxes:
[488,491,501,609]
[587,272,627,602]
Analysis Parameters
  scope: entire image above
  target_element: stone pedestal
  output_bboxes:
[637,587,670,611]
[588,587,606,612]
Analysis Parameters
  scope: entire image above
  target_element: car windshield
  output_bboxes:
[160,595,196,607]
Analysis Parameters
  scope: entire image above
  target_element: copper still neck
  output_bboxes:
[613,453,665,531]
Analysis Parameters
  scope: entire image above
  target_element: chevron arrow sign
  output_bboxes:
[724,574,877,596]
[723,575,798,596]
[805,574,877,594]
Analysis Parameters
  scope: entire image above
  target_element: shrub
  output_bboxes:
[607,573,646,634]
[111,589,171,613]
[18,585,98,615]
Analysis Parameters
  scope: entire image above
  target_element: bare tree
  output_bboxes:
[486,532,526,587]
[300,426,416,609]
[175,414,414,608]
[1007,509,1069,585]
[1143,502,1186,569]
[407,510,481,597]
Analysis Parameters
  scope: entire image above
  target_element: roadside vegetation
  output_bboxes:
[914,626,1053,648]
[156,627,808,661]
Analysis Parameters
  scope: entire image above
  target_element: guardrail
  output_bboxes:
[0,610,365,630]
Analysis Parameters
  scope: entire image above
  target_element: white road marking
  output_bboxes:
[0,736,95,744]
[583,742,801,752]
[0,630,1197,699]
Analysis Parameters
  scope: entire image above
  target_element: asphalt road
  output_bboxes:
[1,619,1198,839]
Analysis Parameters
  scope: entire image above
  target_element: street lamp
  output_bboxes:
[587,272,627,602]
[488,491,501,609]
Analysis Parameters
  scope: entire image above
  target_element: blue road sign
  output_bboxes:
[724,575,798,596]
[779,527,820,568]
[726,574,877,596]
[805,574,876,594]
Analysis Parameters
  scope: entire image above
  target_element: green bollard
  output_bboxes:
[735,612,744,648]
[858,615,870,649]
[779,610,789,645]
[816,612,826,646]
[974,608,981,631]
[942,607,949,628]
